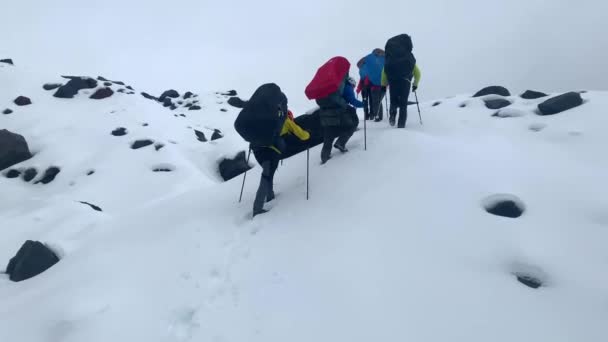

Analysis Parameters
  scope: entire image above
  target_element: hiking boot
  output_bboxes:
[253,208,268,218]
[333,142,348,153]
[389,115,396,127]
[321,154,332,165]
[266,192,275,203]
[374,117,382,122]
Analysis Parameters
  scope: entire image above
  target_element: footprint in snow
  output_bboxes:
[167,307,200,341]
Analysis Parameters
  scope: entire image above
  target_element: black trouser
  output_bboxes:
[252,148,279,213]
[320,107,359,162]
[362,86,385,120]
[388,78,411,127]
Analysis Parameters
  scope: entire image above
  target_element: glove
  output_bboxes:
[412,85,418,92]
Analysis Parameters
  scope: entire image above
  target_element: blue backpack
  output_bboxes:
[359,52,385,86]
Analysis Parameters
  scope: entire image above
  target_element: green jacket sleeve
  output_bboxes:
[413,64,421,87]
[381,68,388,87]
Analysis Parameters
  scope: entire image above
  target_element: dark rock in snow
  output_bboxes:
[104,82,113,87]
[162,97,173,107]
[3,108,13,115]
[220,108,228,112]
[194,130,207,142]
[484,99,511,110]
[22,168,38,182]
[484,196,525,218]
[113,80,125,86]
[6,169,21,178]
[154,143,165,151]
[53,77,98,98]
[179,114,186,117]
[131,139,154,149]
[111,127,128,136]
[218,151,252,181]
[189,105,202,111]
[0,129,32,171]
[520,90,548,99]
[97,76,110,82]
[184,103,193,108]
[159,90,180,102]
[142,123,149,127]
[516,274,543,289]
[126,86,134,90]
[537,92,583,115]
[43,83,62,91]
[473,86,511,97]
[211,129,223,141]
[35,167,60,184]
[220,90,237,96]
[86,170,95,176]
[0,58,14,65]
[153,167,173,172]
[141,92,158,101]
[78,201,102,212]
[183,91,194,99]
[117,89,126,93]
[5,240,60,282]
[459,103,467,108]
[14,96,32,106]
[170,105,178,110]
[432,101,441,107]
[90,87,114,100]
[227,96,247,108]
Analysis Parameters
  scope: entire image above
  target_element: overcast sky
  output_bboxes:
[2,0,607,111]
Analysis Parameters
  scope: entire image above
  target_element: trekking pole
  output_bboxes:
[385,94,389,121]
[364,108,367,151]
[414,90,423,125]
[306,148,310,200]
[238,148,252,203]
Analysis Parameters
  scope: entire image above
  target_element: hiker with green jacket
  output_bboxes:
[381,34,422,128]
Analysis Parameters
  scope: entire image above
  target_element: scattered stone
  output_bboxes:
[3,109,13,115]
[170,105,177,110]
[179,114,186,117]
[484,99,511,110]
[117,89,126,93]
[86,170,95,176]
[78,201,102,212]
[14,96,32,106]
[473,86,510,97]
[154,143,165,151]
[126,86,134,90]
[90,87,114,100]
[35,167,60,184]
[131,139,154,149]
[516,275,543,289]
[97,76,110,81]
[432,101,441,107]
[189,105,202,111]
[184,103,193,108]
[22,168,37,182]
[218,151,252,181]
[211,129,223,141]
[0,129,32,171]
[0,58,14,65]
[227,96,247,108]
[5,240,60,282]
[183,91,194,99]
[159,89,180,102]
[220,90,237,96]
[483,194,525,218]
[113,80,125,86]
[520,90,548,99]
[459,103,467,108]
[220,108,228,112]
[5,169,21,178]
[492,108,526,118]
[53,77,98,98]
[537,92,583,115]
[162,97,173,107]
[153,168,172,172]
[43,83,62,91]
[142,123,149,127]
[111,127,128,136]
[104,82,113,86]
[194,130,207,142]
[141,92,158,101]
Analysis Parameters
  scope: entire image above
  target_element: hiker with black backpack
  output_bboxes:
[305,56,363,164]
[234,83,310,217]
[381,34,422,128]
[357,48,386,122]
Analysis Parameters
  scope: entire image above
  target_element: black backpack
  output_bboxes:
[234,83,288,146]
[384,34,417,81]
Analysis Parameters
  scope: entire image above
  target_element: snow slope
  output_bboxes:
[1,59,608,341]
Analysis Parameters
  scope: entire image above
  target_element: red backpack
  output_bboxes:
[305,56,350,100]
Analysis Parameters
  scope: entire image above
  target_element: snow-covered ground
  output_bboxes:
[1,57,607,341]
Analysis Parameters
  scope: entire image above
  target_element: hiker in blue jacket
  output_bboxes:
[357,49,386,121]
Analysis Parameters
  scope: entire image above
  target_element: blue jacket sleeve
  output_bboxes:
[343,83,364,108]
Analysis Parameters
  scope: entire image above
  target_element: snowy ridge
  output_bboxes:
[2,59,608,342]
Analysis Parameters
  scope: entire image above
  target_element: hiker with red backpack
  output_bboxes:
[357,48,386,122]
[305,56,363,164]
[234,83,310,217]
[381,34,422,128]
